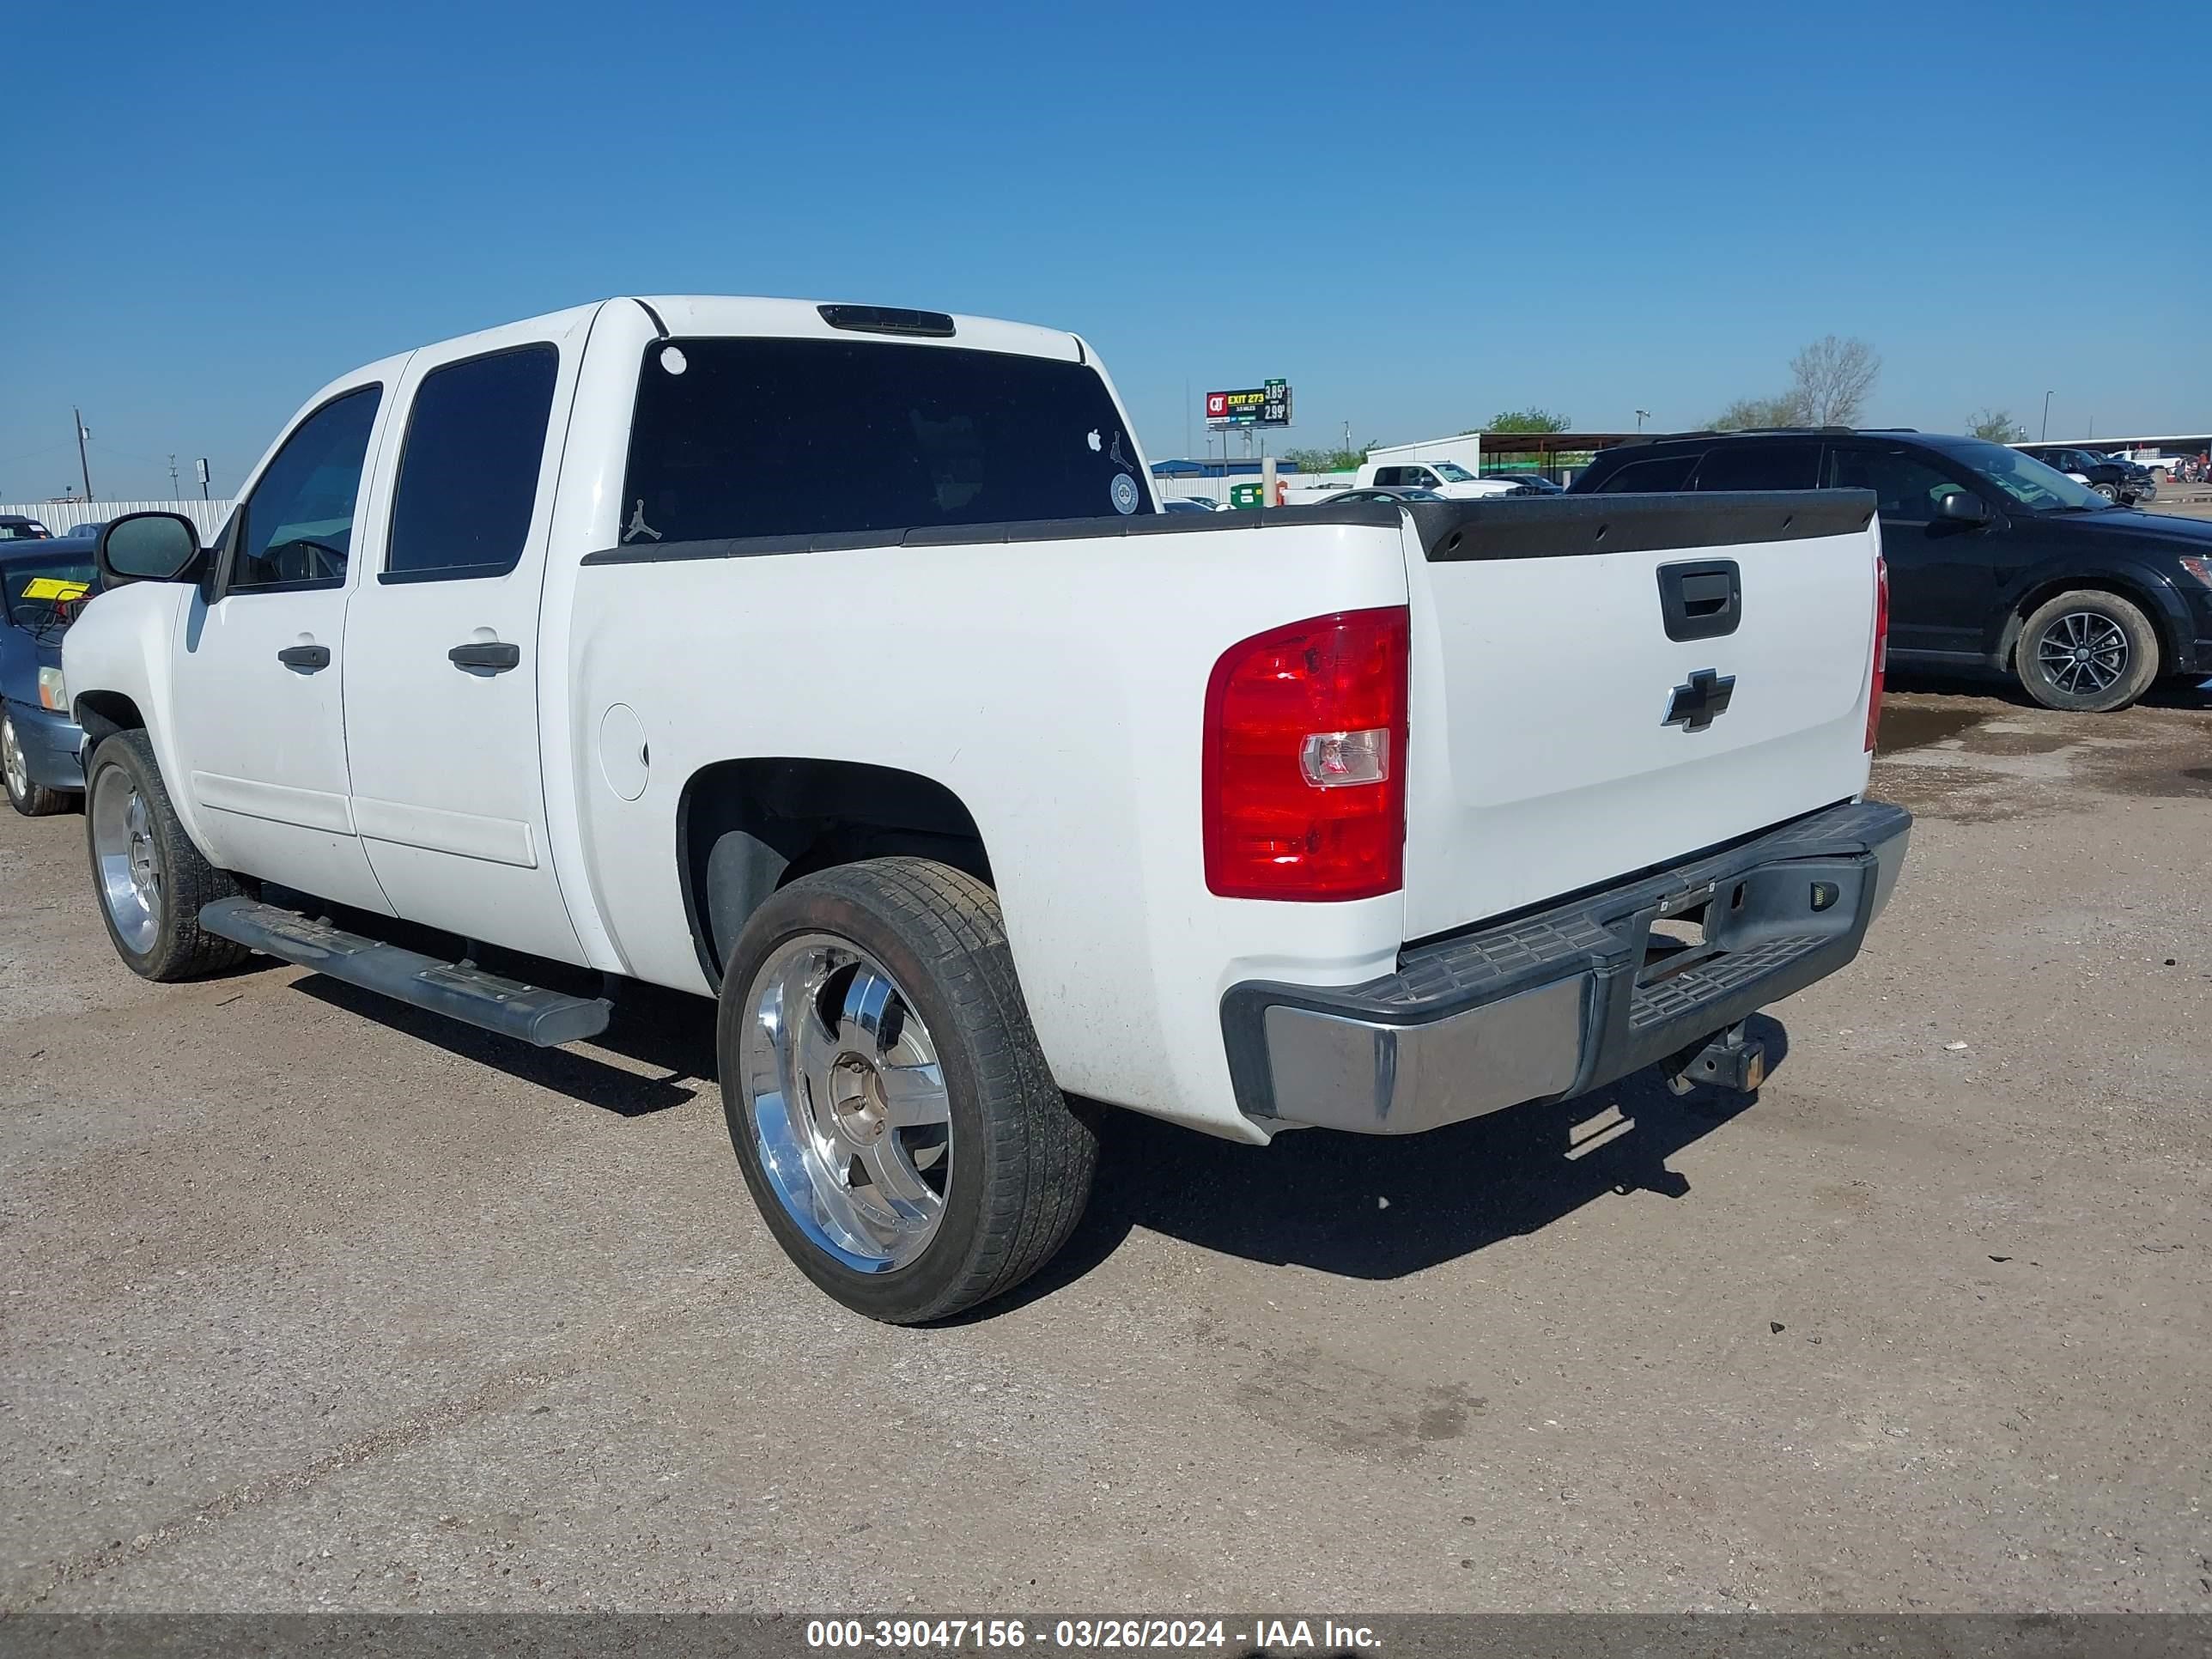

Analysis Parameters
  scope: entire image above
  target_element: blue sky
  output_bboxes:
[4,0,2207,499]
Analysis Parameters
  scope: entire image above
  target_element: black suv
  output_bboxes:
[2033,446,2155,507]
[1569,428,2212,712]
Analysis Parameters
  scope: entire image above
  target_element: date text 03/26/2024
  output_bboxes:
[804,1620,1381,1652]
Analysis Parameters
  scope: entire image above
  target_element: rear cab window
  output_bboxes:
[1594,452,1702,493]
[1691,442,1820,490]
[619,337,1152,545]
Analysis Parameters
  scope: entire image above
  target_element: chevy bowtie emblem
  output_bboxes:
[1664,668,1735,732]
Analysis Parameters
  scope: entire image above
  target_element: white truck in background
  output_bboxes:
[64,295,1909,1323]
[1284,458,1522,505]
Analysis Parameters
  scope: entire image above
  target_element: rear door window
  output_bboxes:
[1593,453,1700,493]
[620,337,1151,545]
[1691,442,1820,490]
[386,344,560,580]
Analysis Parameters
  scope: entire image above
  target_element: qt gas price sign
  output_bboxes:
[1206,379,1292,427]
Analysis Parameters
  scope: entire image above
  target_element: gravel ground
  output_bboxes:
[1,684,2207,1614]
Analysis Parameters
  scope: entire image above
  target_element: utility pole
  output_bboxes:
[73,408,93,501]
[1635,409,1651,431]
[2041,391,2054,441]
[168,454,180,496]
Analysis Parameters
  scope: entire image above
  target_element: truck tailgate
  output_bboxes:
[1398,491,1882,942]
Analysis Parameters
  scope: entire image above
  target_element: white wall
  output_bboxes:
[1,500,235,538]
[1365,434,1484,471]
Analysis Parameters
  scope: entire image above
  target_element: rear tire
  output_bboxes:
[716,857,1097,1323]
[2015,589,2160,714]
[83,731,249,980]
[3,707,69,817]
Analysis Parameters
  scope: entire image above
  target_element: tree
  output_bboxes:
[1280,440,1377,473]
[1481,408,1572,434]
[1789,334,1881,426]
[1968,408,2025,443]
[1710,392,1807,431]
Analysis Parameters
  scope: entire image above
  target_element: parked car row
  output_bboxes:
[1567,428,2212,713]
[1,524,100,815]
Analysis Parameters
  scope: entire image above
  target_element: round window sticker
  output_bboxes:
[1109,473,1139,515]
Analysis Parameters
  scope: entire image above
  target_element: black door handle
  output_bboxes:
[1656,559,1742,641]
[448,642,521,672]
[277,644,331,672]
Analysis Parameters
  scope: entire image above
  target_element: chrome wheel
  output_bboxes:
[741,935,953,1273]
[2035,611,2129,696]
[1,714,26,803]
[90,763,162,954]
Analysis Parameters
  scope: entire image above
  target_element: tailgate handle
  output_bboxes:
[1658,560,1741,641]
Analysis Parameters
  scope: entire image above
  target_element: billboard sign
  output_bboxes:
[1206,379,1292,428]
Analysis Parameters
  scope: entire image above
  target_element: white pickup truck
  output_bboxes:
[1285,459,1522,506]
[64,295,1910,1322]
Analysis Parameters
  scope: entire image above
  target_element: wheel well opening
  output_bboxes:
[1999,579,2172,672]
[678,758,991,983]
[72,690,145,747]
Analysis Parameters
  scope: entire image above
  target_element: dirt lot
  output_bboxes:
[2,682,2207,1614]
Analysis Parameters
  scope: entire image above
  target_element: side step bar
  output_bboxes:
[199,897,611,1048]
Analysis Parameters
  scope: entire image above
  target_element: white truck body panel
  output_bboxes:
[65,295,1894,1147]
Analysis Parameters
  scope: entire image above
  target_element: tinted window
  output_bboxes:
[1594,453,1699,493]
[1826,447,1974,520]
[1370,467,1405,487]
[230,386,381,591]
[387,345,559,579]
[1692,442,1820,490]
[620,337,1152,545]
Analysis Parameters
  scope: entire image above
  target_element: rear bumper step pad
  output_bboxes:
[198,897,611,1048]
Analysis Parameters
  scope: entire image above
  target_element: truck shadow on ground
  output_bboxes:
[291,975,712,1119]
[981,1013,1792,1316]
[287,964,1787,1302]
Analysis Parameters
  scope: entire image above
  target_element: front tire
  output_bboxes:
[3,707,69,817]
[2092,482,2120,502]
[2016,589,2160,714]
[716,857,1097,1324]
[83,730,249,980]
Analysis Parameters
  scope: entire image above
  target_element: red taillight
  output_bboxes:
[1203,606,1409,901]
[1865,555,1889,752]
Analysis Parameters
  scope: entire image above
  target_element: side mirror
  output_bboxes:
[98,512,204,587]
[1935,491,1991,526]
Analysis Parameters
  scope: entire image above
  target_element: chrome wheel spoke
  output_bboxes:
[878,1061,950,1129]
[854,1137,935,1212]
[836,967,897,1055]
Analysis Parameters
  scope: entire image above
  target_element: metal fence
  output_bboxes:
[1,500,235,539]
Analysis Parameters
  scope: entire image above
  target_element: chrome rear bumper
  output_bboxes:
[1222,799,1911,1135]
